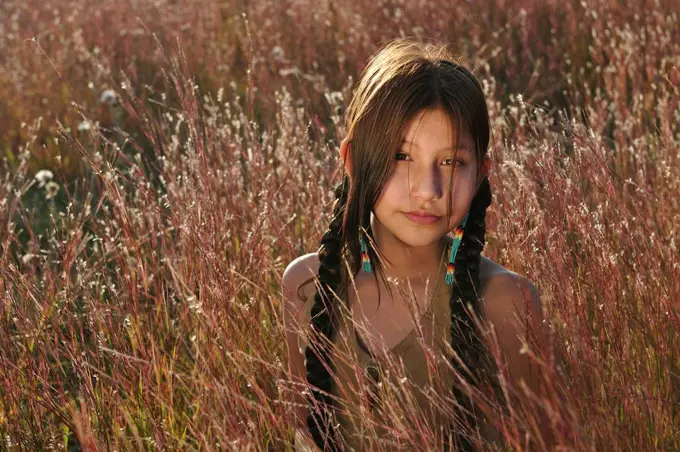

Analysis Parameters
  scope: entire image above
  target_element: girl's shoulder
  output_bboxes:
[479,255,541,306]
[282,252,320,306]
[479,255,542,321]
[477,255,547,392]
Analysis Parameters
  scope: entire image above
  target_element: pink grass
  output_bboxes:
[0,0,678,449]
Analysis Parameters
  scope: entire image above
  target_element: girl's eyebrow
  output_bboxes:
[400,139,473,153]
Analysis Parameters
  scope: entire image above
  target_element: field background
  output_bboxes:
[0,0,679,450]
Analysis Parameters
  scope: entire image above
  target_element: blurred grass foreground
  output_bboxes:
[0,0,679,450]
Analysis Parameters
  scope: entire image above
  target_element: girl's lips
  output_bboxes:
[403,212,440,225]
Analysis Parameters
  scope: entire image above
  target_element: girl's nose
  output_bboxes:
[410,165,443,201]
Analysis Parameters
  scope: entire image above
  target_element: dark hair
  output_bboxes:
[304,38,493,450]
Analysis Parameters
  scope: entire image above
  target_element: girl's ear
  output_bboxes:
[340,139,352,177]
[477,155,490,188]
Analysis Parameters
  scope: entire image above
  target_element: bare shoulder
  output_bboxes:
[282,252,320,306]
[478,255,546,391]
[479,255,543,323]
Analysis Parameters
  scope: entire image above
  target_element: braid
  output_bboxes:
[305,174,350,451]
[446,177,493,451]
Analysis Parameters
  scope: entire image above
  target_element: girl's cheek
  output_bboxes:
[447,181,475,223]
[385,168,412,195]
[383,165,402,185]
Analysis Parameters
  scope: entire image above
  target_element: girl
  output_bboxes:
[282,39,546,451]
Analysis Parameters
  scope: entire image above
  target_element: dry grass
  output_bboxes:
[0,0,678,450]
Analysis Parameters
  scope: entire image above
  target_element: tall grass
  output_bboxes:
[0,0,678,449]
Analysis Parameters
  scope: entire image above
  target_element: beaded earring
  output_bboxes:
[359,230,372,273]
[445,212,470,285]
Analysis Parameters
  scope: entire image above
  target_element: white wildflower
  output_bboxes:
[271,46,284,61]
[77,120,91,132]
[45,181,60,200]
[99,89,117,105]
[34,169,53,188]
[324,91,343,106]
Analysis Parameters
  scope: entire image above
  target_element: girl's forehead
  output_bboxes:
[402,107,474,149]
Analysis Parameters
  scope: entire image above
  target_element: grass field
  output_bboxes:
[0,0,679,449]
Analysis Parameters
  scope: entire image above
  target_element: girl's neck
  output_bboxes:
[369,213,448,280]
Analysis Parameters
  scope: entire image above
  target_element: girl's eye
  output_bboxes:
[396,153,465,166]
[443,158,465,167]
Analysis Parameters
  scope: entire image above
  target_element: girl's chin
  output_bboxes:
[391,229,446,248]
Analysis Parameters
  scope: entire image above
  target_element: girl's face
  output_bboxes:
[372,106,483,248]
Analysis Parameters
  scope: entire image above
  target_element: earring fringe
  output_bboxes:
[446,213,470,285]
[359,233,372,273]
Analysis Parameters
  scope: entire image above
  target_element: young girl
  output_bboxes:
[282,39,546,451]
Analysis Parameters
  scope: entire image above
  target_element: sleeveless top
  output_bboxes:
[296,251,476,450]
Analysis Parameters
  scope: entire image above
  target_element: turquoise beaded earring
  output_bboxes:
[445,212,470,285]
[359,229,372,273]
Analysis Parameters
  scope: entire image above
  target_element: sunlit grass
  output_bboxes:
[0,0,678,449]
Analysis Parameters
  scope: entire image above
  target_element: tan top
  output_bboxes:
[297,253,464,450]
